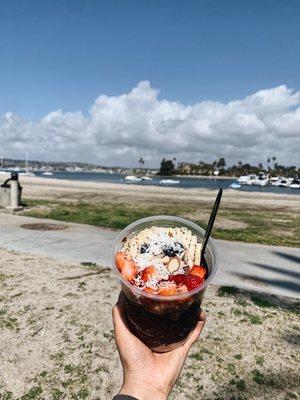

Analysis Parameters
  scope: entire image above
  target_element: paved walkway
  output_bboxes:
[0,213,299,299]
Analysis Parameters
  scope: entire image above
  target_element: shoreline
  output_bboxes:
[18,175,299,198]
[172,174,236,179]
[13,176,300,214]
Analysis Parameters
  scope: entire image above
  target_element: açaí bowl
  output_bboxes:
[113,215,218,352]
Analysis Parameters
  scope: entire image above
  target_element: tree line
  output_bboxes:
[158,157,299,177]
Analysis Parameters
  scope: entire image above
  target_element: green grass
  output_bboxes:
[80,262,97,268]
[255,356,265,366]
[217,286,240,297]
[21,198,300,247]
[252,369,265,385]
[250,295,276,308]
[1,391,13,400]
[0,308,19,330]
[231,308,263,325]
[189,353,204,361]
[21,386,43,399]
[234,354,243,360]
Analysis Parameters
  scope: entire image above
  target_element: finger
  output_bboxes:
[182,310,206,352]
[112,295,141,346]
[112,302,131,340]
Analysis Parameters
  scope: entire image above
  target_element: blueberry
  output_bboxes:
[174,242,184,253]
[140,244,149,254]
[162,246,176,257]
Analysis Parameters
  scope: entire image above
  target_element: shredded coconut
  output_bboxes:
[121,225,201,289]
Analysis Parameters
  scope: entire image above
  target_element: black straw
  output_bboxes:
[200,188,223,264]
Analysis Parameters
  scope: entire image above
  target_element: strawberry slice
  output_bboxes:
[177,284,188,294]
[120,260,137,282]
[190,265,207,279]
[115,252,131,271]
[168,274,186,285]
[144,286,158,294]
[141,266,158,282]
[185,274,204,290]
[158,283,177,296]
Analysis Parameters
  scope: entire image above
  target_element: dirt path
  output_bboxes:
[0,248,299,400]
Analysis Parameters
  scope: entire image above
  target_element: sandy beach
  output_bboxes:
[16,176,300,211]
[0,247,299,399]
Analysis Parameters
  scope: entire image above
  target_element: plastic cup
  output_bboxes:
[113,215,218,352]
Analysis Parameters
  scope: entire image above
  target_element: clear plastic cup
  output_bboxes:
[113,215,218,352]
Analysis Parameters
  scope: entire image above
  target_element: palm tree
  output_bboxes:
[238,161,242,167]
[217,157,226,169]
[139,157,145,167]
[272,156,276,169]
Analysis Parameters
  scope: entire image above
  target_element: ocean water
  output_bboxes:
[31,171,300,195]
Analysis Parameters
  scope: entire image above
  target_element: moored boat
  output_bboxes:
[230,182,241,189]
[269,177,280,186]
[278,177,292,187]
[288,179,300,189]
[252,172,269,186]
[237,174,256,185]
[159,179,181,184]
[19,172,36,177]
[19,153,36,177]
[124,175,142,182]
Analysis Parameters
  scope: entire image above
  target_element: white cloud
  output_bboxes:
[0,81,299,167]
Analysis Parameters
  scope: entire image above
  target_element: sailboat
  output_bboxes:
[0,156,7,174]
[19,153,36,177]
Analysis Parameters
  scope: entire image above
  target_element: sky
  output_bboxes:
[0,0,300,167]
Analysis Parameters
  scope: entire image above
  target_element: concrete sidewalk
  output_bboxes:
[0,213,299,299]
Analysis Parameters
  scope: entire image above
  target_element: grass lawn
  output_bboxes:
[20,198,300,247]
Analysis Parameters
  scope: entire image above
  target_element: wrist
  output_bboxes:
[120,377,168,400]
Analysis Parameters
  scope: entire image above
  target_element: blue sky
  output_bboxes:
[1,0,300,120]
[1,0,300,167]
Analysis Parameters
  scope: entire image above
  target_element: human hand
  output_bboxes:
[112,294,206,400]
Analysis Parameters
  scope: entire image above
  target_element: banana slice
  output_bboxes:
[194,243,202,265]
[184,229,192,249]
[189,235,197,264]
[129,236,140,258]
[138,228,152,245]
[167,257,180,273]
[161,256,170,264]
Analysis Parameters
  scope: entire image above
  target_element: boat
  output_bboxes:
[19,153,36,177]
[269,177,280,186]
[19,170,36,177]
[237,174,256,185]
[124,175,142,182]
[42,171,54,176]
[288,179,300,189]
[141,176,153,181]
[159,179,181,185]
[230,182,241,189]
[278,177,291,188]
[252,172,269,186]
